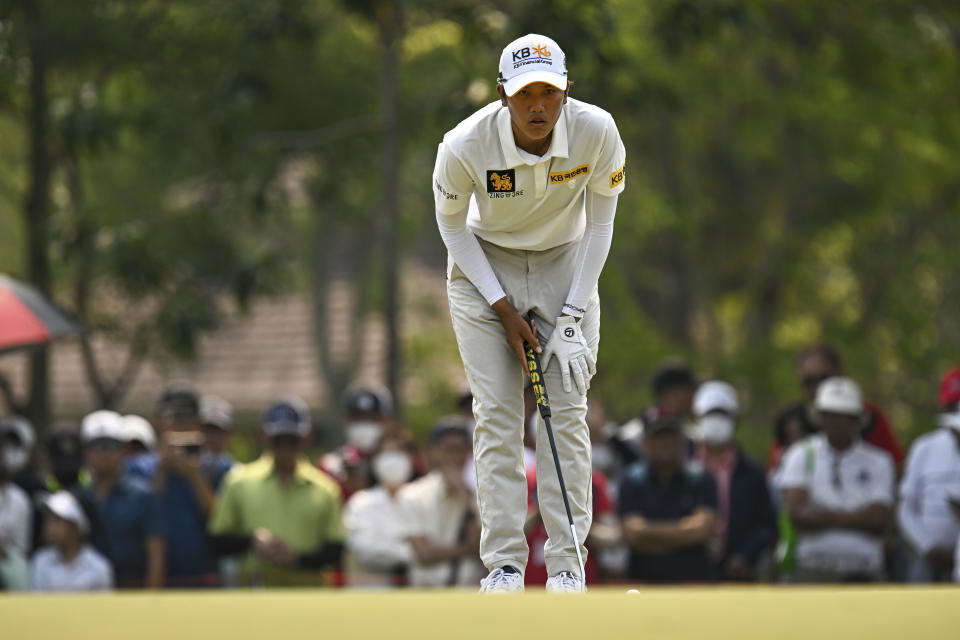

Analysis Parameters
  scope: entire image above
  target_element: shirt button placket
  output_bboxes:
[535,161,548,198]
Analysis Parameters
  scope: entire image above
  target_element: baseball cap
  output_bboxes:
[938,368,960,408]
[262,397,311,438]
[200,395,234,431]
[157,383,200,421]
[813,377,863,416]
[0,415,36,451]
[122,414,157,450]
[498,34,567,97]
[693,381,739,417]
[645,417,684,437]
[81,410,126,443]
[43,491,89,535]
[343,385,394,418]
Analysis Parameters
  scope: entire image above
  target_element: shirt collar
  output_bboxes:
[496,106,569,168]
[258,453,313,485]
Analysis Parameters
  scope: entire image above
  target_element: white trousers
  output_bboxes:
[447,239,599,578]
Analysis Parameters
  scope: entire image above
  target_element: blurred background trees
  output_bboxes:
[0,0,958,452]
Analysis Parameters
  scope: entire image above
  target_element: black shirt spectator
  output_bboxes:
[618,418,718,583]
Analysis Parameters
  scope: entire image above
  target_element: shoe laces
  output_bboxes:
[480,567,519,590]
[552,571,581,591]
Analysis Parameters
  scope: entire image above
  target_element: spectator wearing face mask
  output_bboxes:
[693,382,778,581]
[318,385,396,501]
[0,433,32,590]
[0,415,44,498]
[343,434,417,587]
[1,415,48,554]
[897,368,960,582]
[31,491,113,592]
[777,377,895,582]
[400,419,485,588]
[208,397,344,587]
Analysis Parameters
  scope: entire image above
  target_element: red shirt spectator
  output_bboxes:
[524,469,613,586]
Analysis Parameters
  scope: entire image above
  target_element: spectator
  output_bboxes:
[400,419,484,588]
[693,381,778,581]
[0,433,32,590]
[80,410,164,588]
[2,414,50,555]
[618,417,717,583]
[31,491,113,591]
[344,433,416,587]
[615,363,697,467]
[126,384,219,587]
[198,395,235,491]
[898,368,960,582]
[208,397,344,587]
[45,429,89,492]
[769,345,904,470]
[1,415,44,497]
[778,377,895,582]
[122,414,156,456]
[319,384,397,500]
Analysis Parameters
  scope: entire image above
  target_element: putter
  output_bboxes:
[524,319,587,591]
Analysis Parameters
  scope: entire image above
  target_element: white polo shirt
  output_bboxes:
[343,486,414,588]
[399,472,485,588]
[779,434,895,574]
[30,546,114,591]
[897,427,960,553]
[0,482,32,557]
[433,98,626,252]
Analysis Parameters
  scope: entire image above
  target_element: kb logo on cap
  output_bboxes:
[512,44,552,62]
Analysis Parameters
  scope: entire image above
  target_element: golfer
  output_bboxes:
[433,33,626,592]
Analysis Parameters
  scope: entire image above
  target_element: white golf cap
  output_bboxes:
[200,395,234,431]
[43,490,89,535]
[122,414,157,449]
[498,34,567,97]
[693,381,739,417]
[814,376,863,416]
[80,410,126,443]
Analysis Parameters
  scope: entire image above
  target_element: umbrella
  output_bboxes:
[0,274,85,354]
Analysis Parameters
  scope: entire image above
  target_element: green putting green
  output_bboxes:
[2,586,957,639]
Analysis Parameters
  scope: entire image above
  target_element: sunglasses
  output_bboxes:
[86,439,123,452]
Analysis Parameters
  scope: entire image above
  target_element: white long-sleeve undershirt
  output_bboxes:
[436,191,618,313]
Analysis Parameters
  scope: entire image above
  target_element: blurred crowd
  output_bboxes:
[1,343,959,592]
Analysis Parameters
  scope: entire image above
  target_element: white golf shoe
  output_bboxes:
[546,571,584,593]
[479,566,524,593]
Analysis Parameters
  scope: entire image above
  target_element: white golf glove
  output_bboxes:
[542,316,596,395]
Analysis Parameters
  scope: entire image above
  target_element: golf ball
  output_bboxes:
[626,589,640,594]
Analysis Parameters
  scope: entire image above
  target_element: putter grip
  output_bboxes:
[524,342,551,418]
